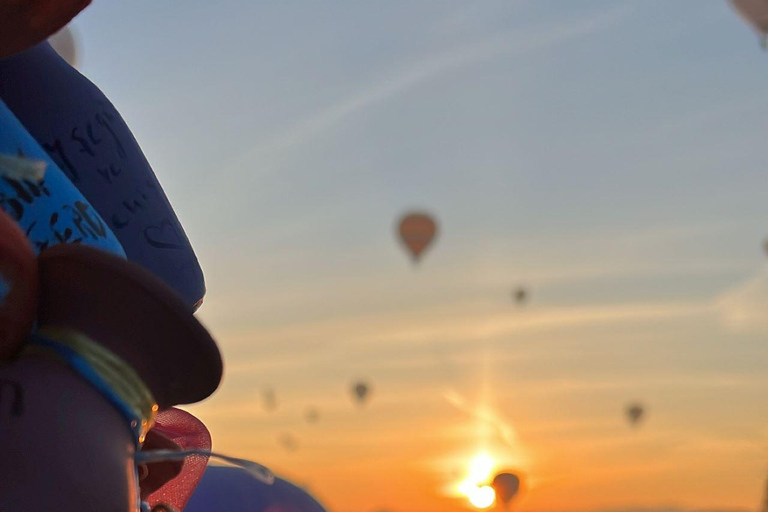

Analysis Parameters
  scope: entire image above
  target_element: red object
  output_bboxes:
[144,408,213,511]
[397,212,438,263]
[0,209,37,360]
[0,0,92,59]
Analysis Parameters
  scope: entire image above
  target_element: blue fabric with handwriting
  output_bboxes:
[0,99,125,256]
[0,42,205,307]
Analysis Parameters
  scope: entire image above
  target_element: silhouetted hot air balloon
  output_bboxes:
[491,472,521,507]
[513,287,528,305]
[730,0,768,48]
[397,212,438,263]
[278,433,298,452]
[762,238,768,258]
[305,407,319,424]
[48,25,78,68]
[351,381,370,406]
[262,388,277,412]
[626,403,645,426]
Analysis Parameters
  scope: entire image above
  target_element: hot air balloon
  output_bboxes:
[397,212,438,263]
[305,407,320,424]
[513,287,528,305]
[491,472,521,507]
[730,0,768,47]
[262,388,277,412]
[48,25,79,68]
[278,433,298,452]
[351,381,371,406]
[626,403,645,426]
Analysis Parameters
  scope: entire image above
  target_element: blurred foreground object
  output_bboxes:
[730,0,768,48]
[186,465,328,512]
[144,408,212,511]
[48,25,79,68]
[0,98,126,257]
[0,209,37,359]
[0,42,206,308]
[397,211,438,264]
[491,472,521,508]
[0,0,90,59]
[626,402,645,427]
[0,245,222,511]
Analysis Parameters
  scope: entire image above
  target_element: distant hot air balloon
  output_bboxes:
[763,238,768,258]
[491,472,521,507]
[397,212,438,263]
[626,403,645,426]
[278,433,298,452]
[513,287,528,305]
[262,388,277,412]
[730,0,768,48]
[351,381,371,406]
[305,407,319,424]
[48,25,79,68]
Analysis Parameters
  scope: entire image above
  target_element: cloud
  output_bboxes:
[229,5,632,174]
[715,266,768,332]
[444,390,518,446]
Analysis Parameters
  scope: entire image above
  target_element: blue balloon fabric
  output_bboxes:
[185,466,329,512]
[0,98,125,256]
[0,43,205,307]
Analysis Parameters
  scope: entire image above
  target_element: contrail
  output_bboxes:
[232,4,633,174]
[444,390,518,446]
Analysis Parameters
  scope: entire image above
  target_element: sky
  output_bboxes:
[68,1,768,511]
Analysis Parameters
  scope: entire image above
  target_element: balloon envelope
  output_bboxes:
[48,25,78,68]
[492,472,521,505]
[397,212,437,262]
[185,465,328,512]
[0,42,205,308]
[352,381,370,405]
[513,287,528,304]
[626,403,645,426]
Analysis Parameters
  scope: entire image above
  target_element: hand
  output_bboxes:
[0,0,91,60]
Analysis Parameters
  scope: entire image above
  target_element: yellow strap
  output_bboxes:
[35,326,158,444]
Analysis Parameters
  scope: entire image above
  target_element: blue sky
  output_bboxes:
[65,2,768,511]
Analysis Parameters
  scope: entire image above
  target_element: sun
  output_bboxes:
[456,452,497,509]
[468,485,495,509]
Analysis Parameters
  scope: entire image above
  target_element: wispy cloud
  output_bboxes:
[715,266,768,332]
[231,5,632,174]
[444,390,518,446]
